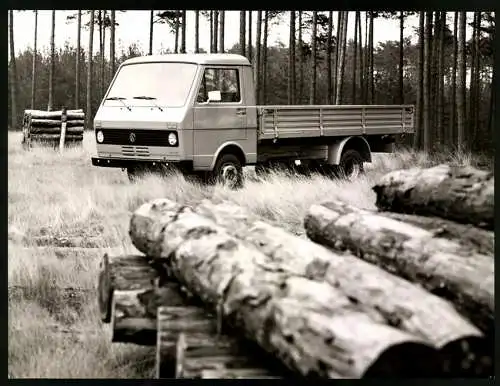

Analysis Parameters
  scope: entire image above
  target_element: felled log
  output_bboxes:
[24,109,85,120]
[200,369,282,379]
[30,133,83,141]
[30,126,85,135]
[29,119,85,127]
[174,332,285,379]
[380,212,494,256]
[304,200,494,340]
[372,164,494,230]
[130,199,443,378]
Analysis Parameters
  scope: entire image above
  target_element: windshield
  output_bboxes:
[105,62,198,107]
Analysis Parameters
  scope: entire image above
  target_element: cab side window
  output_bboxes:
[196,68,241,103]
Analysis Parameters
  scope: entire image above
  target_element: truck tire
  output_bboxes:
[339,149,365,180]
[210,153,243,189]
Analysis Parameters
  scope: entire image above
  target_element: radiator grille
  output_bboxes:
[98,129,177,147]
[121,145,150,158]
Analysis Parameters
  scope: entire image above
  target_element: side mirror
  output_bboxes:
[207,90,222,103]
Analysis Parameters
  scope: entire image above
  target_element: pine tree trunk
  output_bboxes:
[413,12,424,149]
[399,11,404,104]
[449,12,458,148]
[181,10,186,54]
[247,11,252,62]
[430,12,439,145]
[340,13,349,104]
[334,12,344,105]
[437,12,445,148]
[473,12,481,150]
[255,11,262,104]
[219,11,225,53]
[110,10,115,75]
[213,11,218,54]
[357,12,364,106]
[86,11,95,131]
[423,12,432,153]
[288,11,293,105]
[309,11,317,105]
[290,11,296,104]
[48,10,56,112]
[149,10,154,55]
[456,12,467,150]
[239,11,246,57]
[262,12,268,104]
[75,11,81,109]
[9,10,18,128]
[363,12,369,104]
[352,11,359,104]
[327,11,333,104]
[194,11,199,53]
[368,12,374,104]
[209,11,213,53]
[298,11,304,104]
[31,10,38,110]
[174,12,179,54]
[101,11,106,90]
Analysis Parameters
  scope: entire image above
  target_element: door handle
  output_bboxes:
[236,108,246,116]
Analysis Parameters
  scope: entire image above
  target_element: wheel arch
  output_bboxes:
[209,142,247,170]
[328,136,372,165]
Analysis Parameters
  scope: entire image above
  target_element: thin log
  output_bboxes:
[111,284,191,345]
[304,200,494,340]
[29,134,83,141]
[30,119,85,127]
[174,333,285,379]
[130,199,442,378]
[98,253,161,322]
[24,109,85,120]
[380,212,494,256]
[30,126,84,134]
[59,107,67,151]
[372,164,494,230]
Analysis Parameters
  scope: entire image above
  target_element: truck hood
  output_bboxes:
[94,106,186,130]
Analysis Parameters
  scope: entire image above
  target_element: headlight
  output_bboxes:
[168,132,177,146]
[96,130,104,143]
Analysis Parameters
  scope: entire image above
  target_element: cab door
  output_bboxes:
[192,66,246,169]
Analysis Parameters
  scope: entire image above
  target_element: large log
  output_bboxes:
[30,126,84,135]
[24,109,85,120]
[130,199,443,378]
[30,133,83,141]
[372,164,494,230]
[30,119,85,127]
[304,201,494,339]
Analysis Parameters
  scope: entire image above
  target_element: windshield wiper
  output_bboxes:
[105,97,132,111]
[133,96,164,112]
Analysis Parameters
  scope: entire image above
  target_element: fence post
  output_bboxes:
[59,107,67,152]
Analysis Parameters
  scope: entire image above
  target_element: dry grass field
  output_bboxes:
[7,130,491,378]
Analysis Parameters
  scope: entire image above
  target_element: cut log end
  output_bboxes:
[363,342,441,378]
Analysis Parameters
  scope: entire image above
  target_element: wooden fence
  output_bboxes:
[97,164,494,379]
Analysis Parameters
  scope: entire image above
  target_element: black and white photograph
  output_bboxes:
[7,9,494,379]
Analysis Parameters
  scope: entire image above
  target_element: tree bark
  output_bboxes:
[473,12,481,148]
[181,10,186,54]
[174,11,179,54]
[288,11,296,105]
[9,10,18,128]
[129,199,486,377]
[219,11,225,53]
[437,12,445,146]
[399,11,405,104]
[423,12,432,152]
[86,11,94,131]
[449,12,458,148]
[75,11,81,109]
[31,10,38,110]
[309,11,317,105]
[255,11,262,103]
[262,13,268,104]
[110,10,115,76]
[30,126,84,135]
[247,11,252,62]
[339,13,349,104]
[30,118,85,127]
[327,11,333,104]
[213,11,218,54]
[352,11,359,104]
[48,10,56,111]
[413,12,424,149]
[298,11,303,104]
[149,10,154,55]
[456,12,467,149]
[194,11,199,53]
[372,163,494,230]
[239,11,246,57]
[368,12,374,103]
[358,12,364,105]
[24,109,84,120]
[335,12,345,105]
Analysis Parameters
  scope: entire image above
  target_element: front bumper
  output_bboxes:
[91,157,185,169]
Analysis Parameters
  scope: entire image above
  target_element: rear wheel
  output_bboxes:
[210,153,243,189]
[338,149,365,180]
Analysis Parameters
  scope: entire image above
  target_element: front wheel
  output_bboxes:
[210,153,243,189]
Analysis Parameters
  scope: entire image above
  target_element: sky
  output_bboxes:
[10,10,428,57]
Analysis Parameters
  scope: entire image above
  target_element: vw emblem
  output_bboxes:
[129,132,136,143]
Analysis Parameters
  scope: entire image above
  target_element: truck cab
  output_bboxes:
[92,54,256,186]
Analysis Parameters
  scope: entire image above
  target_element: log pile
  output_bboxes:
[22,108,86,149]
[97,164,494,379]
